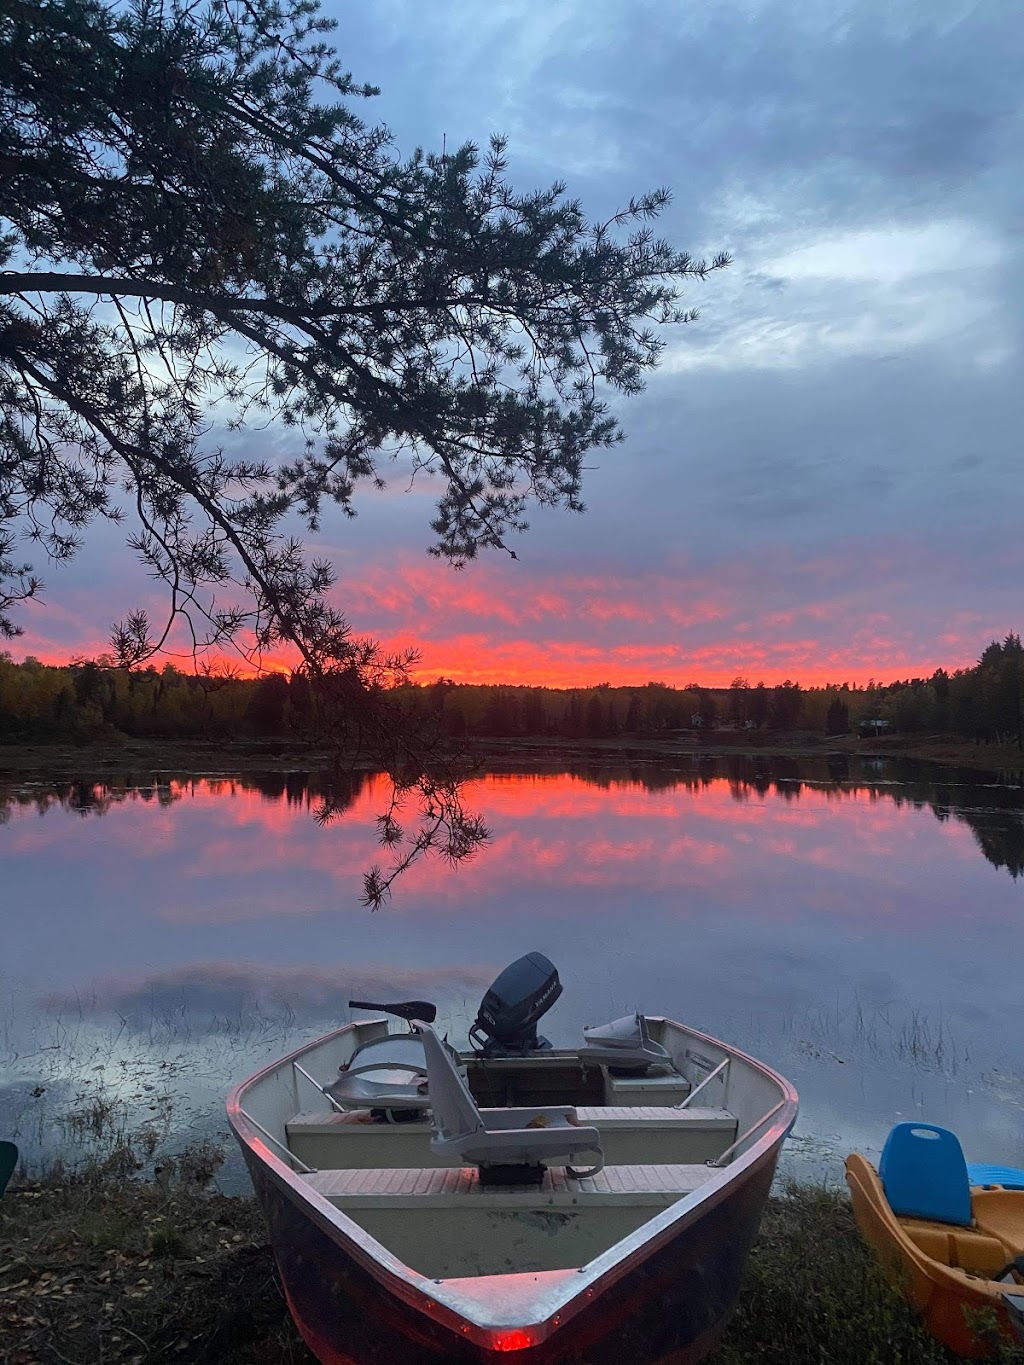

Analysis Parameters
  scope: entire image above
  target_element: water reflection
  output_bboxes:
[2,754,1022,876]
[1,754,1022,1185]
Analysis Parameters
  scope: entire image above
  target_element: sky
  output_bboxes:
[13,0,1024,686]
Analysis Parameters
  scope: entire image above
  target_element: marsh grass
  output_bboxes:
[2,998,311,1181]
[784,991,978,1078]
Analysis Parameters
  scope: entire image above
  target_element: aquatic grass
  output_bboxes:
[0,996,319,1178]
[783,991,975,1078]
[61,1091,129,1142]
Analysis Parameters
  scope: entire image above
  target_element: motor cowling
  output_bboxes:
[469,952,562,1055]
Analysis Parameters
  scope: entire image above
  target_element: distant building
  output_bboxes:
[858,718,891,738]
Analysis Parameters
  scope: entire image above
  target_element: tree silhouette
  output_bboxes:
[825,698,849,736]
[0,0,724,901]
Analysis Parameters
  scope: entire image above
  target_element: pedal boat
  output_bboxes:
[846,1124,1024,1358]
[227,956,797,1364]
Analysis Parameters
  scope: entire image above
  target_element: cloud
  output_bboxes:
[20,529,1021,686]
[765,221,1003,286]
[662,215,1010,372]
[8,0,1024,688]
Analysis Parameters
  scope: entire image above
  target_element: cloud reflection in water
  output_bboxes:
[2,755,1022,1181]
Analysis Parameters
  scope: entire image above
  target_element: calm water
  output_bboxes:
[2,753,1023,1189]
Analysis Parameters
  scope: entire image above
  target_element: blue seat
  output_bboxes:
[879,1122,972,1226]
[967,1163,1024,1190]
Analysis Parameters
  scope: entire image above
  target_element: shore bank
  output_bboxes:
[3,1167,1018,1365]
[0,729,1021,779]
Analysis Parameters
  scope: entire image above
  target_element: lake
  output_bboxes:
[2,752,1022,1190]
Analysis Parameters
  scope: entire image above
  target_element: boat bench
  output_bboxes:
[286,1105,737,1170]
[303,1162,715,1210]
[902,1218,1012,1278]
[574,1105,733,1129]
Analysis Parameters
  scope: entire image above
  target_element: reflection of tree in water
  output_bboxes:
[967,819,1024,879]
[0,768,372,823]
[247,768,371,815]
[0,757,1021,878]
[826,752,850,783]
[511,753,1024,882]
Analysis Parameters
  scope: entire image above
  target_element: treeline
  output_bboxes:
[1,633,1022,748]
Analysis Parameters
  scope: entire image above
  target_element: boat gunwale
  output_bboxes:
[227,1014,797,1345]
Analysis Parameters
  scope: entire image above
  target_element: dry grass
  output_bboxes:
[0,1156,313,1365]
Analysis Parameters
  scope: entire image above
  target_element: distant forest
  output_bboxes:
[1,634,1022,749]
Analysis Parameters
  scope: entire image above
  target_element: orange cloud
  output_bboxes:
[12,545,1005,688]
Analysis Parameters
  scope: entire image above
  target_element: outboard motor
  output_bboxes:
[469,952,562,1056]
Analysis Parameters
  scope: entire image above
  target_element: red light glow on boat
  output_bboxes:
[491,1328,534,1351]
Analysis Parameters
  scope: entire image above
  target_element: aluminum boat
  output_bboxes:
[227,953,798,1364]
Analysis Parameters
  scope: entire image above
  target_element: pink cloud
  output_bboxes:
[11,534,1014,689]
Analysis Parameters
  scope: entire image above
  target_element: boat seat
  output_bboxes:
[902,1219,1011,1277]
[414,1023,604,1174]
[582,1013,672,1071]
[285,1104,738,1170]
[880,1122,972,1226]
[287,1104,735,1136]
[302,1162,714,1210]
[328,1033,444,1112]
[573,1105,735,1130]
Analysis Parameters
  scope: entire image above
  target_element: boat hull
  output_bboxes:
[241,1138,780,1365]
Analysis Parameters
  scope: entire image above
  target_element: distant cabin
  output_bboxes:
[858,718,891,737]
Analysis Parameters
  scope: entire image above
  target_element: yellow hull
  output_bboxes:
[846,1153,1024,1358]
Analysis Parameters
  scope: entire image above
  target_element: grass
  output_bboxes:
[716,1184,1024,1365]
[785,992,975,1077]
[3,1165,1024,1364]
[1,1155,308,1365]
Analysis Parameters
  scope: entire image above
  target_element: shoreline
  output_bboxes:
[1,1169,1000,1365]
[0,730,1021,779]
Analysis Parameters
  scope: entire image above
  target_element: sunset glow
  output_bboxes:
[5,0,1022,697]
[13,553,1005,688]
